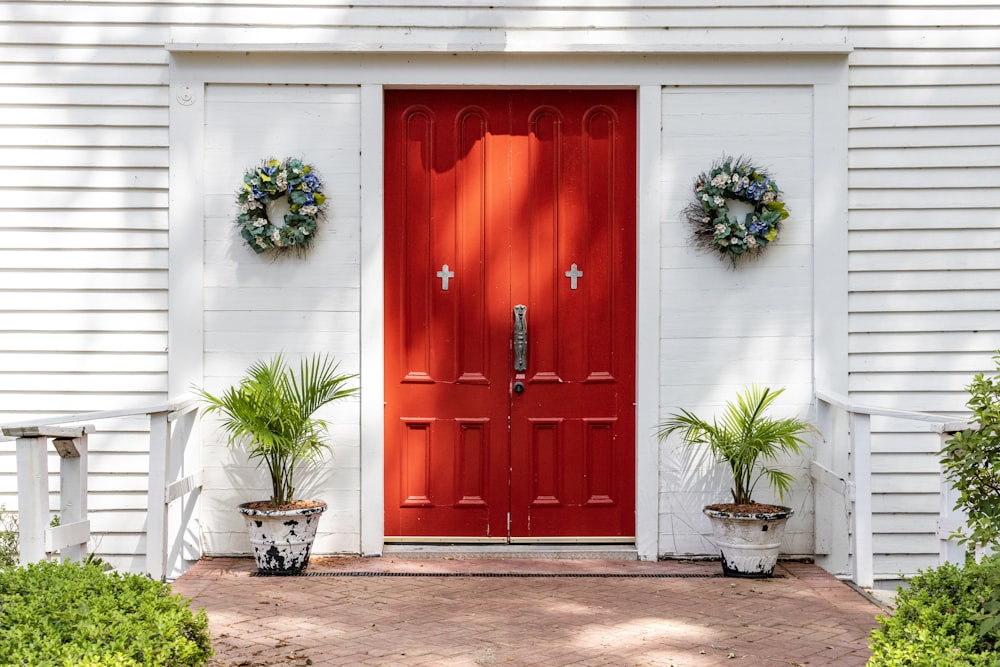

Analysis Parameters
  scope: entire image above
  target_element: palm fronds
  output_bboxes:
[657,385,815,505]
[196,353,358,506]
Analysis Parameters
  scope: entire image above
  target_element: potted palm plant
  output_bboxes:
[196,352,358,575]
[658,385,815,578]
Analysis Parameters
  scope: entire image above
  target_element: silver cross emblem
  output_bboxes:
[564,263,583,290]
[436,264,455,290]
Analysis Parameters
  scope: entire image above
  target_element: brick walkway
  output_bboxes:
[171,557,884,667]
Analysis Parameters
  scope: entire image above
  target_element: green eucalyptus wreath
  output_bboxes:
[236,157,327,254]
[683,156,789,265]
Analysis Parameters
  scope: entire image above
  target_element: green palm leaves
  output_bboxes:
[658,385,815,506]
[196,353,358,507]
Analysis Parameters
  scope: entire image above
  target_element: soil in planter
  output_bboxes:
[706,502,787,514]
[244,499,326,512]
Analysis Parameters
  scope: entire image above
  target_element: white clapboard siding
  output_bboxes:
[0,3,170,570]
[0,2,996,578]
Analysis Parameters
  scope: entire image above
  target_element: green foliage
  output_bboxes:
[942,351,1000,549]
[0,508,17,570]
[0,559,212,666]
[196,352,359,506]
[657,385,815,505]
[869,555,1000,666]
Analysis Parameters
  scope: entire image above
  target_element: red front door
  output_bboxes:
[384,90,636,541]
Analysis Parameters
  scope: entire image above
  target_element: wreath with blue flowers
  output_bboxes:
[683,156,789,265]
[236,157,327,254]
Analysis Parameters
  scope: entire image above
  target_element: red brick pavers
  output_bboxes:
[171,557,883,667]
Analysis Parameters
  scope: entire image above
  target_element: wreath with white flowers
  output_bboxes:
[236,157,327,254]
[683,156,789,265]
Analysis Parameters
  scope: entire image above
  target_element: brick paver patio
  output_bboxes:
[171,557,884,667]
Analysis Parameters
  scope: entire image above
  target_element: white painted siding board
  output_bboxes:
[0,249,167,269]
[3,271,167,291]
[0,64,168,86]
[2,108,169,128]
[850,351,997,373]
[6,148,169,169]
[0,86,166,108]
[850,85,1000,107]
[0,353,165,374]
[0,45,169,65]
[850,290,1000,312]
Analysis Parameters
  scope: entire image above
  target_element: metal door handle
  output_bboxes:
[513,305,527,372]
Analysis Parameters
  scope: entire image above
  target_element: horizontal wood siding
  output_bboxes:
[0,2,996,578]
[0,11,170,571]
[846,25,999,581]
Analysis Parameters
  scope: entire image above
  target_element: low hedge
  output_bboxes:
[869,554,1000,666]
[0,559,212,666]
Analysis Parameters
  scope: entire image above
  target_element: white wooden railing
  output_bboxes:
[1,395,202,581]
[812,389,969,588]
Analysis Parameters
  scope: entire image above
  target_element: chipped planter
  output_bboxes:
[238,501,326,575]
[704,505,793,578]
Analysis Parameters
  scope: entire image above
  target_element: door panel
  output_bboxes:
[384,90,635,540]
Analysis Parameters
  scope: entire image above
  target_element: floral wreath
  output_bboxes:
[236,157,327,254]
[683,156,789,265]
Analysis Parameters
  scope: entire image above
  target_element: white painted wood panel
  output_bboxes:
[659,84,817,558]
[197,83,362,556]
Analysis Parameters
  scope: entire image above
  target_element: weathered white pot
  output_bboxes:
[703,505,793,578]
[238,501,326,575]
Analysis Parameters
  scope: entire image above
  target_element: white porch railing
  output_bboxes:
[813,389,969,588]
[1,395,203,581]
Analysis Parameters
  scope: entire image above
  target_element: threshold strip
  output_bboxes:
[251,571,753,579]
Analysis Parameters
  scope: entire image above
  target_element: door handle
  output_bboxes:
[513,305,527,372]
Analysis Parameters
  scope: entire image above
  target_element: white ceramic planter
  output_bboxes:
[703,505,793,578]
[238,501,326,575]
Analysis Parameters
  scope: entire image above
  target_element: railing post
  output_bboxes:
[4,425,94,565]
[14,435,49,565]
[850,411,874,589]
[55,434,88,562]
[146,410,169,581]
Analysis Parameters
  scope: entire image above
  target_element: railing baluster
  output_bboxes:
[849,411,874,589]
[146,410,169,581]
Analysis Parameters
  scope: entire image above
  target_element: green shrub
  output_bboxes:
[0,509,16,570]
[0,560,212,666]
[941,350,1000,549]
[869,555,1000,666]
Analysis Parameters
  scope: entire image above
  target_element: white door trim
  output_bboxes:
[168,51,848,563]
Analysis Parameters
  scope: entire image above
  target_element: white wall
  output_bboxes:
[1,2,997,580]
[658,85,816,556]
[198,84,363,556]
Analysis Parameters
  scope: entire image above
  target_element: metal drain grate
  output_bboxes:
[250,571,751,579]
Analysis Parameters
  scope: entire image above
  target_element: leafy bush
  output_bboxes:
[0,509,16,570]
[0,560,212,666]
[869,555,1000,666]
[941,350,1000,549]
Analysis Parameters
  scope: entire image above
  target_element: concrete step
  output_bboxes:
[382,543,639,560]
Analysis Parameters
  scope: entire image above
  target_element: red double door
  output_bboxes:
[384,90,636,541]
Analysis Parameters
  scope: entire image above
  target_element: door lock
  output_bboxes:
[513,305,527,372]
[513,381,525,394]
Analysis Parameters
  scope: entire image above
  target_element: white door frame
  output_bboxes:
[168,50,849,562]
